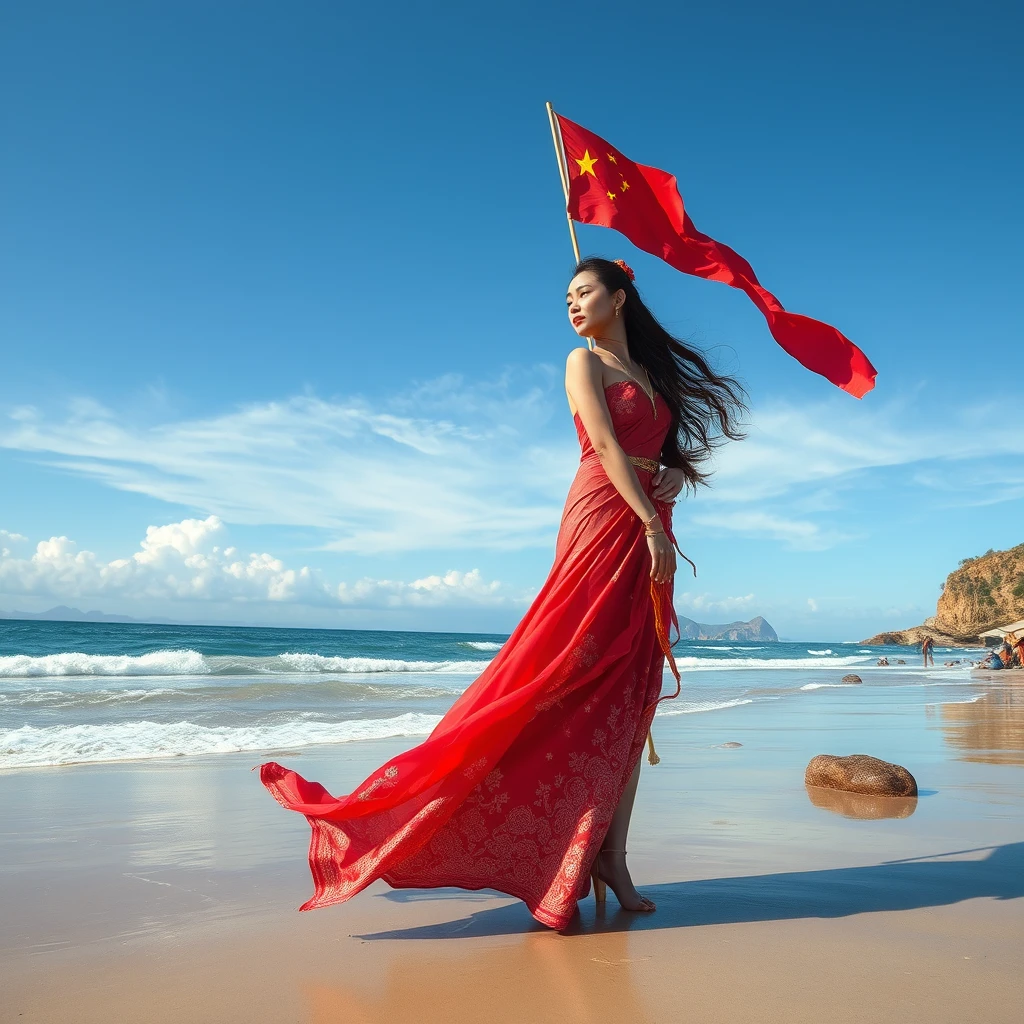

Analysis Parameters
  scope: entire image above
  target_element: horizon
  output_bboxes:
[0,604,781,635]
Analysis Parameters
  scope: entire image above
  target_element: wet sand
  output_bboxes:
[2,674,1023,1023]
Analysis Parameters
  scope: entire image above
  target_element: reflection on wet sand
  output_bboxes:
[932,682,1024,765]
[805,785,918,820]
[305,926,653,1024]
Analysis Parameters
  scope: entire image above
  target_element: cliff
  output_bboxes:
[862,543,1024,646]
[677,615,778,642]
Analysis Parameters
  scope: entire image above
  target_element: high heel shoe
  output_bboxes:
[591,849,656,912]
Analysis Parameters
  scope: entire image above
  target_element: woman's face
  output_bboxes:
[566,271,622,338]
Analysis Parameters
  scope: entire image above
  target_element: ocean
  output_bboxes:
[0,619,984,770]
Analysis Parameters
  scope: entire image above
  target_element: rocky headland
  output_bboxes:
[862,543,1024,646]
[678,615,778,642]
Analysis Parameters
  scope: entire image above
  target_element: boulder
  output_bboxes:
[840,674,863,684]
[804,753,917,797]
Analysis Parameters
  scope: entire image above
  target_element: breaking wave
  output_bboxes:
[0,713,442,769]
[0,650,491,679]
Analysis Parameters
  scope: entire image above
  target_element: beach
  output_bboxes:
[1,625,1023,1022]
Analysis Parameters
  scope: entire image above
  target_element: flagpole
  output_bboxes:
[545,102,580,265]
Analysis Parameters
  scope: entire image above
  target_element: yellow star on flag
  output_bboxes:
[620,180,630,191]
[607,153,618,164]
[575,149,598,177]
[606,191,617,201]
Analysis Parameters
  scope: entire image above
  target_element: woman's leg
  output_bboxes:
[596,755,654,910]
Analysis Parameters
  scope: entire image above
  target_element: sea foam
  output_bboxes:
[275,652,489,674]
[0,712,442,769]
[0,650,491,679]
[0,650,209,678]
[658,698,754,716]
[670,655,869,672]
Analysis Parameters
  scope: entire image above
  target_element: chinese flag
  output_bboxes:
[555,113,877,398]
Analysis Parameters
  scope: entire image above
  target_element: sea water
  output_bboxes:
[0,620,983,769]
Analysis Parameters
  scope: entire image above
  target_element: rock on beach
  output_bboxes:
[805,753,918,797]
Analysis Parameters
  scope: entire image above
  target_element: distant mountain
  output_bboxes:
[0,605,142,624]
[677,615,778,642]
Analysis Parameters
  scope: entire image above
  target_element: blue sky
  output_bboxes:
[1,0,1021,640]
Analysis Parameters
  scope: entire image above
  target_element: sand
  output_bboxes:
[2,676,1023,1023]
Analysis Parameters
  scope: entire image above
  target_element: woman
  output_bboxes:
[260,257,746,929]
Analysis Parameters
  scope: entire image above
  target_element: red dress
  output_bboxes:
[260,379,682,930]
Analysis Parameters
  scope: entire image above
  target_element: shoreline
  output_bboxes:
[3,681,1023,1023]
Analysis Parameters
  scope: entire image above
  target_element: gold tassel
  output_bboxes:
[647,729,661,765]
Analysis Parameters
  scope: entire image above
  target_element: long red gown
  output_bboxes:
[260,379,682,929]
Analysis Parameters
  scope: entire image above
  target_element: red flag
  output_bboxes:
[555,113,877,398]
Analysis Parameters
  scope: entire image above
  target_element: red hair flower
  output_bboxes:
[613,258,635,282]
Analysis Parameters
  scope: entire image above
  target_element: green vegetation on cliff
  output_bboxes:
[863,543,1024,646]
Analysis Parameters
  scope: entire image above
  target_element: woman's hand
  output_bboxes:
[646,529,676,584]
[651,466,685,503]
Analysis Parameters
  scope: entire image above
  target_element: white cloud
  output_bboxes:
[703,397,1024,505]
[807,598,819,613]
[676,592,756,616]
[689,510,850,551]
[2,372,1021,561]
[336,568,513,608]
[0,372,574,555]
[0,517,525,611]
[1,530,29,557]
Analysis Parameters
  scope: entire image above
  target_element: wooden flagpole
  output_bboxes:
[545,102,580,266]
[547,101,591,351]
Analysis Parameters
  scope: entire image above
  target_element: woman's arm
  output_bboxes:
[565,347,675,583]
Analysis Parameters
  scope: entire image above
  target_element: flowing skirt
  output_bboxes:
[260,457,680,930]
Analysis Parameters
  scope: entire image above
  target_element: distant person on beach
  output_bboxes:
[982,648,1007,670]
[258,257,746,928]
[921,636,934,667]
[1008,632,1024,669]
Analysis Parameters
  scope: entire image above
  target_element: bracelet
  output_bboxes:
[642,510,664,537]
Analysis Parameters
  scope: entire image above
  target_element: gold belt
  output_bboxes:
[628,455,660,473]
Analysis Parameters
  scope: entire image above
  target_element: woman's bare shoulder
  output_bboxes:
[565,345,604,377]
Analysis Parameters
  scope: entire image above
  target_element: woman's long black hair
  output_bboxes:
[572,256,747,492]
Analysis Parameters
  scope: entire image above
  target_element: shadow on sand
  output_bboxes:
[359,841,1024,940]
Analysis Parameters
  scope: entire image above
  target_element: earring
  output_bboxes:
[615,305,620,317]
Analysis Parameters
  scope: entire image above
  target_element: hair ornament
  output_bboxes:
[613,258,635,282]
